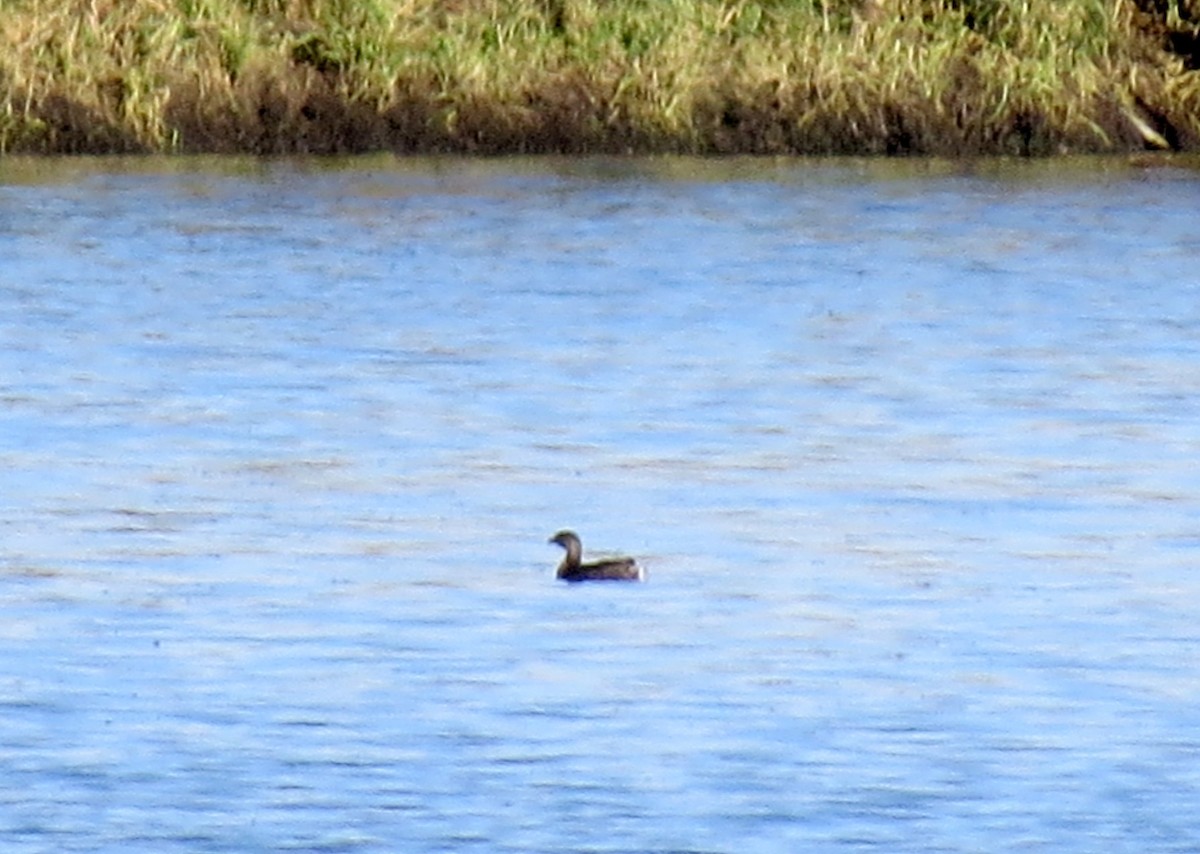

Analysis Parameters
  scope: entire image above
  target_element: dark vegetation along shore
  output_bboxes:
[2,0,1199,156]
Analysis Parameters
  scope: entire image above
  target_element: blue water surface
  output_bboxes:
[1,155,1199,852]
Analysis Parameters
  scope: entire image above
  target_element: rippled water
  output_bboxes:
[2,155,1200,852]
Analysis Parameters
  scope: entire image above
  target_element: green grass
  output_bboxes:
[1,0,1199,154]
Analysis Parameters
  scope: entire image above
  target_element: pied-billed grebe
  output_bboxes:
[548,530,644,582]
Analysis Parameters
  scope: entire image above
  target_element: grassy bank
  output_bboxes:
[2,0,1199,155]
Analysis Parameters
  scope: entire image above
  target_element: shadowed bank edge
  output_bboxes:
[1,0,1199,155]
[549,530,645,583]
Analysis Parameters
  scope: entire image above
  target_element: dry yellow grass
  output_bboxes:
[1,0,1198,154]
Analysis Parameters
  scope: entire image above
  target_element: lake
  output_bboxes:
[2,154,1199,852]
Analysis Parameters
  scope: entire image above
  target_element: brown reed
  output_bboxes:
[1,0,1198,155]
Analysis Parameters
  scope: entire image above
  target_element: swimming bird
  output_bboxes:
[548,530,644,582]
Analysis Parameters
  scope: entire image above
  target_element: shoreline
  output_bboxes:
[2,0,1198,156]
